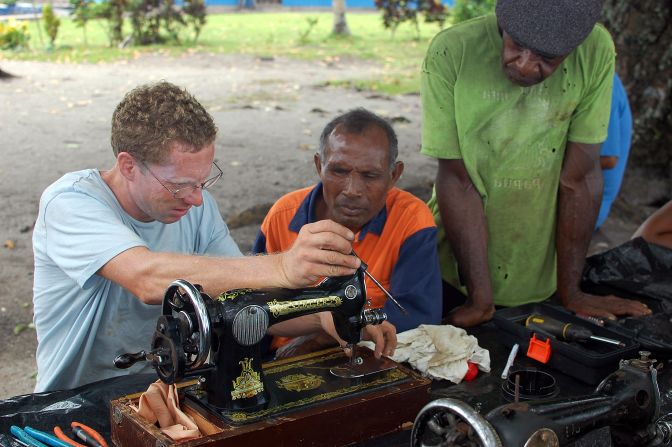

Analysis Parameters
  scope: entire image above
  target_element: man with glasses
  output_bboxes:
[32,81,395,392]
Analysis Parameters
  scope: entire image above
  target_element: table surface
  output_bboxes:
[2,322,671,446]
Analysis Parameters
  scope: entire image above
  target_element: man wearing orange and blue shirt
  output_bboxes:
[253,108,442,355]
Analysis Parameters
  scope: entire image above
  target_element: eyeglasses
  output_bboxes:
[140,160,223,199]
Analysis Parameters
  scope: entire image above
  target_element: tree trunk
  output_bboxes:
[111,0,126,45]
[602,1,672,179]
[239,0,256,10]
[332,0,350,35]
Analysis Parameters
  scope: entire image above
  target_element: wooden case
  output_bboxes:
[110,347,431,447]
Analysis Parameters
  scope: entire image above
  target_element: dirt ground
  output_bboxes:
[0,53,665,399]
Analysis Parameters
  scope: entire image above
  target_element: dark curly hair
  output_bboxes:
[111,81,218,165]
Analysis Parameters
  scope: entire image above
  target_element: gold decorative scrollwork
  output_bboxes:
[231,358,264,400]
[276,374,325,392]
[217,288,253,302]
[226,368,407,423]
[267,296,343,317]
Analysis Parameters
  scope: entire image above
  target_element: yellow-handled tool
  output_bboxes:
[525,314,625,347]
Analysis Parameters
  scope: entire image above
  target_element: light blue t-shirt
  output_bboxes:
[32,169,241,392]
[596,74,632,229]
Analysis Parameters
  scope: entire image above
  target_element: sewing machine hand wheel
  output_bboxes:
[411,398,501,447]
[162,279,212,371]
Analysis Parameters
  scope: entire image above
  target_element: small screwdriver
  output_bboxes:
[351,250,408,315]
[525,314,625,347]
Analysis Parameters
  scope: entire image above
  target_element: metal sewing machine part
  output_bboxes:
[114,265,388,413]
[328,251,406,379]
[411,351,672,446]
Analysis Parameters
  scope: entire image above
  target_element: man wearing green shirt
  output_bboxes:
[421,0,651,327]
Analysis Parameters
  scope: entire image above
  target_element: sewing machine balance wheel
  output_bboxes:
[150,279,212,383]
[411,398,503,447]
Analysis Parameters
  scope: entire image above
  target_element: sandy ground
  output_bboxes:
[0,53,664,399]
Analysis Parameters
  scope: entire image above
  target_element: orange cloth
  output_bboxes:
[133,381,202,442]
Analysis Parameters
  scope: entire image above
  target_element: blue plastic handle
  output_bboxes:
[8,427,48,447]
[23,428,74,447]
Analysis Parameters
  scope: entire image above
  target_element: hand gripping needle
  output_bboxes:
[352,250,408,315]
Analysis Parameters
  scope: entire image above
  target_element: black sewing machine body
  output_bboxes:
[411,352,672,446]
[117,268,390,417]
[111,268,434,446]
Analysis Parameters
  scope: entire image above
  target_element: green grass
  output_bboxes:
[0,12,447,94]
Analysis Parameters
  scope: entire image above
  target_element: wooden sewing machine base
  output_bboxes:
[110,347,431,447]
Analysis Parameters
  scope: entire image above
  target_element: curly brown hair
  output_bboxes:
[111,81,218,165]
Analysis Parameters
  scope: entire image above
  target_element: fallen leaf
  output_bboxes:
[14,323,27,335]
[390,116,411,124]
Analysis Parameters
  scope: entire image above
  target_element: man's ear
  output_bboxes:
[314,153,323,176]
[389,161,404,186]
[117,152,138,181]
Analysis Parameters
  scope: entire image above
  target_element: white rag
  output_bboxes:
[362,324,490,383]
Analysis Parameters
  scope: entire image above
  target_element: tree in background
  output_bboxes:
[110,0,126,45]
[375,0,446,38]
[183,0,207,43]
[42,3,60,48]
[69,0,95,45]
[332,0,350,35]
[0,19,30,49]
[450,0,494,24]
[603,1,672,183]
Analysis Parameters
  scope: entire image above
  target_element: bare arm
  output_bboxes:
[435,159,495,327]
[633,200,672,249]
[271,313,397,359]
[99,220,360,304]
[557,142,650,319]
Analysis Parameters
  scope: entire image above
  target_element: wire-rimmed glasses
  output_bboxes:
[141,160,223,199]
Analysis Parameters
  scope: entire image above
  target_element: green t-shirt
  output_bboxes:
[421,14,615,307]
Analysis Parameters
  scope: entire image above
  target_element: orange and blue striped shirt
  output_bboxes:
[253,183,442,335]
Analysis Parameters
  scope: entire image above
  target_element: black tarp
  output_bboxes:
[582,237,672,354]
[583,237,672,302]
[0,373,155,440]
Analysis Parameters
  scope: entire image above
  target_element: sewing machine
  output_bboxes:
[110,267,430,446]
[411,351,672,446]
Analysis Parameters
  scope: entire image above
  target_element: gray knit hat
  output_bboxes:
[496,0,603,57]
